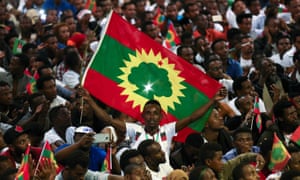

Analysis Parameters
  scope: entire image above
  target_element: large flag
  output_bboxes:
[291,126,300,147]
[253,96,262,133]
[35,141,60,174]
[268,133,291,172]
[15,144,31,180]
[81,12,221,141]
[165,22,180,49]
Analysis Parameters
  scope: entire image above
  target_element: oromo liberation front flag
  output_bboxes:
[81,11,222,142]
[268,133,291,172]
[15,144,31,180]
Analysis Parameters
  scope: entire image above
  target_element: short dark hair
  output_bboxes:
[177,45,193,56]
[120,149,142,171]
[280,170,300,180]
[49,105,65,123]
[124,164,142,175]
[185,133,204,148]
[233,76,249,94]
[197,143,223,166]
[211,39,226,52]
[22,43,37,54]
[144,99,161,107]
[13,53,30,68]
[138,139,156,157]
[28,92,44,106]
[203,53,222,71]
[232,161,251,180]
[0,81,10,88]
[232,127,252,140]
[36,76,55,90]
[189,165,212,180]
[141,21,154,33]
[122,1,135,10]
[273,99,294,119]
[236,13,252,24]
[61,149,89,168]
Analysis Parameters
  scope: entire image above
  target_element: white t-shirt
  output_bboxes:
[146,163,173,180]
[282,46,296,68]
[63,70,80,89]
[43,126,75,145]
[126,122,176,157]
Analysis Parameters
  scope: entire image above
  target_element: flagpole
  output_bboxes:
[33,142,46,177]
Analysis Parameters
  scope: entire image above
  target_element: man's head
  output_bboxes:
[184,133,204,163]
[120,149,145,172]
[233,76,254,97]
[287,146,300,171]
[124,164,150,180]
[177,45,195,64]
[205,108,224,131]
[232,161,260,180]
[273,99,298,133]
[36,76,57,101]
[122,2,136,20]
[235,95,254,114]
[189,166,217,180]
[0,81,13,106]
[236,13,252,34]
[49,105,72,130]
[74,126,95,150]
[276,34,291,55]
[286,0,300,23]
[3,126,30,156]
[28,92,47,113]
[138,140,166,166]
[142,100,162,130]
[204,54,224,80]
[141,21,159,39]
[211,39,228,61]
[240,35,254,57]
[233,127,254,154]
[184,3,200,21]
[166,3,178,21]
[61,150,89,180]
[9,54,30,76]
[198,142,224,173]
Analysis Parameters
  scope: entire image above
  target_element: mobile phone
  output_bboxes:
[212,15,223,22]
[93,133,110,143]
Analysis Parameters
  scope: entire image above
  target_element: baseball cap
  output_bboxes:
[75,126,95,134]
[3,126,28,145]
[77,9,92,20]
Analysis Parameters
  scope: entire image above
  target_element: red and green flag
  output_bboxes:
[268,133,291,172]
[26,77,37,95]
[291,126,300,147]
[81,12,221,142]
[165,22,180,48]
[15,144,31,180]
[84,0,97,12]
[101,146,111,172]
[35,141,60,174]
[253,96,262,133]
[13,38,26,54]
[153,8,165,27]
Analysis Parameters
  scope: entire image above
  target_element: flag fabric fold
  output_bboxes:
[268,133,291,172]
[253,96,262,133]
[15,144,31,180]
[81,11,221,142]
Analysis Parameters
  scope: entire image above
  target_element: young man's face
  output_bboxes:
[241,164,260,180]
[12,134,30,155]
[65,164,87,180]
[233,132,253,154]
[142,104,162,129]
[207,151,224,173]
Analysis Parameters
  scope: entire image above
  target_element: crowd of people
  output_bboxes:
[0,0,300,179]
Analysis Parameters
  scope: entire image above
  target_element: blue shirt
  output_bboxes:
[55,144,106,171]
[42,0,77,14]
[226,58,243,80]
[222,146,260,161]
